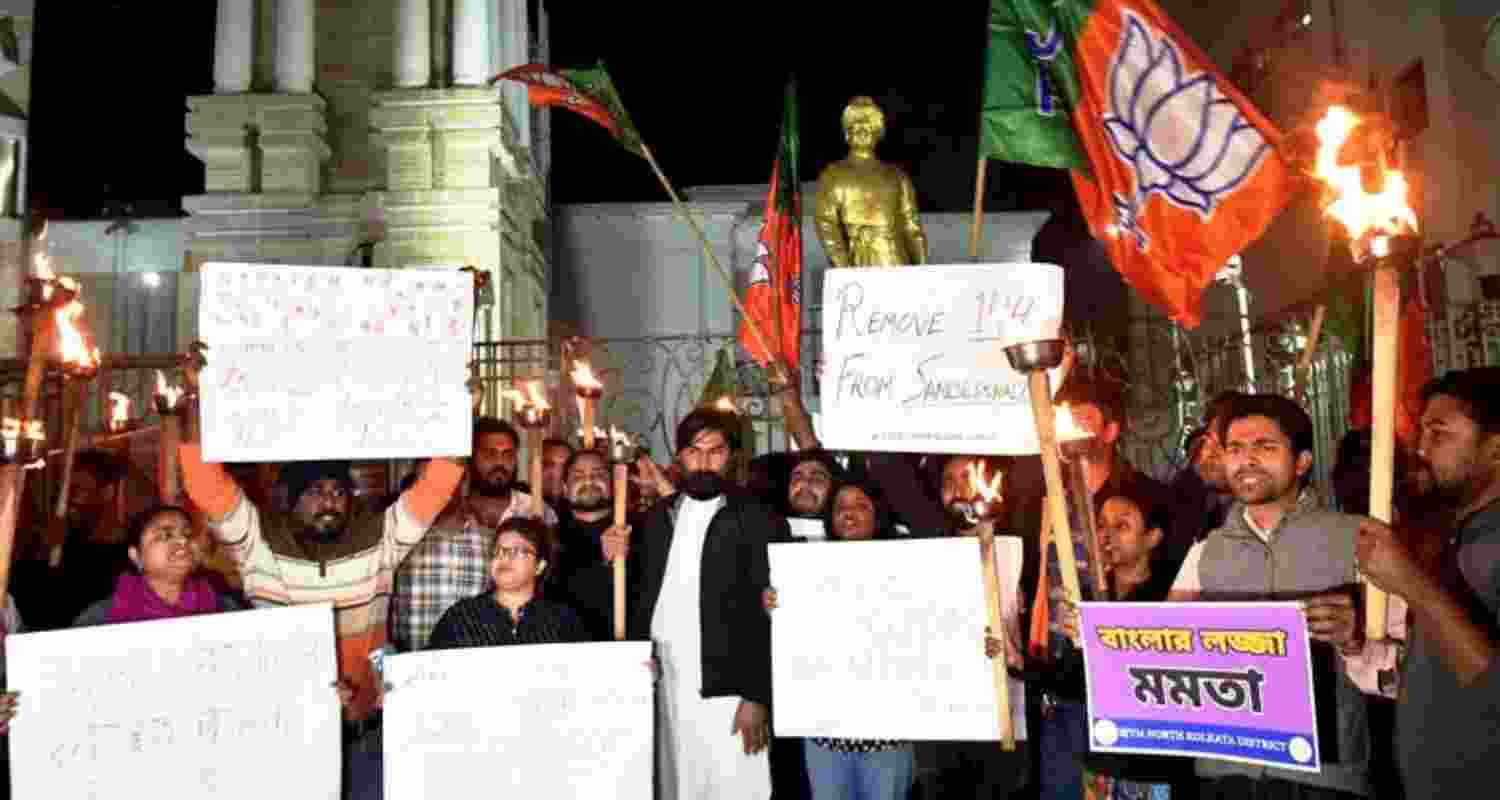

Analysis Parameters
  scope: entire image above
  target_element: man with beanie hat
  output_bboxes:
[177,359,463,800]
[631,407,790,800]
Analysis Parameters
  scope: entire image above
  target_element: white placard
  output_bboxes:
[198,263,474,462]
[819,263,1064,454]
[7,604,340,800]
[770,538,1027,740]
[384,641,653,800]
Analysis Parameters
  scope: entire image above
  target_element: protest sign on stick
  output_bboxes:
[384,641,653,800]
[198,263,474,462]
[7,604,341,799]
[770,538,1026,741]
[819,263,1064,455]
[1078,602,1321,772]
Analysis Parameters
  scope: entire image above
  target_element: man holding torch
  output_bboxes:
[1354,367,1500,798]
[552,445,636,641]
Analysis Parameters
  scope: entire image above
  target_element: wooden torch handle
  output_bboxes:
[979,532,1015,750]
[1366,266,1399,640]
[1029,370,1082,605]
[613,462,629,641]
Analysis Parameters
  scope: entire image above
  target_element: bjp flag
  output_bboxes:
[982,0,1295,327]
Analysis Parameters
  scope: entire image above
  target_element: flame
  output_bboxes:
[714,396,736,414]
[570,360,603,392]
[966,460,1004,504]
[108,392,130,429]
[525,380,549,411]
[54,300,99,369]
[155,370,184,408]
[23,420,43,440]
[1313,106,1419,255]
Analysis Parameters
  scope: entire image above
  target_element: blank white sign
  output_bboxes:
[198,263,474,462]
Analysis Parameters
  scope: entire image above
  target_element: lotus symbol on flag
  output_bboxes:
[748,242,770,288]
[1102,12,1272,248]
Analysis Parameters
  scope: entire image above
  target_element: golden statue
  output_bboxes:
[814,97,929,267]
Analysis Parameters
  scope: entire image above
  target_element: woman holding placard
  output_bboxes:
[426,517,591,649]
[1063,488,1191,800]
[769,479,917,800]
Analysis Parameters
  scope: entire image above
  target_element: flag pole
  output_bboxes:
[1295,304,1327,401]
[638,142,784,378]
[970,157,988,261]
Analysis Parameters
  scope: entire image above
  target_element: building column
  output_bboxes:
[274,0,316,94]
[395,0,432,88]
[451,0,490,86]
[213,0,254,94]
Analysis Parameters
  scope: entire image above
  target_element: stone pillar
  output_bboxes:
[213,0,254,94]
[451,0,490,87]
[274,0,315,94]
[395,0,432,89]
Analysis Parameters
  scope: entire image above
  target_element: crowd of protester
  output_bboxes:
[0,360,1495,800]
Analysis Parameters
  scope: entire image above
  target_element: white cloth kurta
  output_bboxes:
[652,495,771,800]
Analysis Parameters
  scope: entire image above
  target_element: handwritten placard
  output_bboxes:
[1078,602,1321,772]
[7,604,340,799]
[818,263,1064,455]
[198,263,474,462]
[770,538,1026,740]
[383,642,653,799]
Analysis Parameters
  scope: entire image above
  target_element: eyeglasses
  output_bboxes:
[148,528,200,546]
[495,545,537,561]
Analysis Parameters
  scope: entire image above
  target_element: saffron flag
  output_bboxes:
[739,82,802,371]
[984,0,1295,327]
[492,62,643,157]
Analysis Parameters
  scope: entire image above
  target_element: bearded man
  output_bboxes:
[551,446,634,640]
[631,408,790,800]
[390,417,557,653]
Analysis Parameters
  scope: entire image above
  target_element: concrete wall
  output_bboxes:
[553,186,1049,340]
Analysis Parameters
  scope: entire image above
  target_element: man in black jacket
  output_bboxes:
[630,408,789,800]
[552,447,634,640]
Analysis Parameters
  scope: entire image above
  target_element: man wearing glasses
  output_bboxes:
[632,408,790,800]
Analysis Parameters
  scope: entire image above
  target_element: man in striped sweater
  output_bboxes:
[178,374,463,800]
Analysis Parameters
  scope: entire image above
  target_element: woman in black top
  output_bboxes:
[427,517,590,649]
[1078,487,1192,799]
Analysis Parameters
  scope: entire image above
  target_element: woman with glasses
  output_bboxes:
[426,517,590,649]
[73,504,244,627]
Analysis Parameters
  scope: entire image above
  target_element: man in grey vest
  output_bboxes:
[1170,394,1370,799]
[1354,367,1500,798]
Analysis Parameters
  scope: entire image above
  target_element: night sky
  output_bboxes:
[25,1,1069,221]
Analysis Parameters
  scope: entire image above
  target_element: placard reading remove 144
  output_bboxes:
[819,263,1064,455]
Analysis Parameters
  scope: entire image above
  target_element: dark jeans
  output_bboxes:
[1038,699,1088,800]
[1199,777,1361,800]
[773,736,813,800]
[916,740,1030,799]
[344,725,382,800]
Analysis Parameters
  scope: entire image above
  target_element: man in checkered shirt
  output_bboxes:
[390,416,557,652]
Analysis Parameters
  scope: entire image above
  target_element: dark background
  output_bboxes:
[26,1,1070,220]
